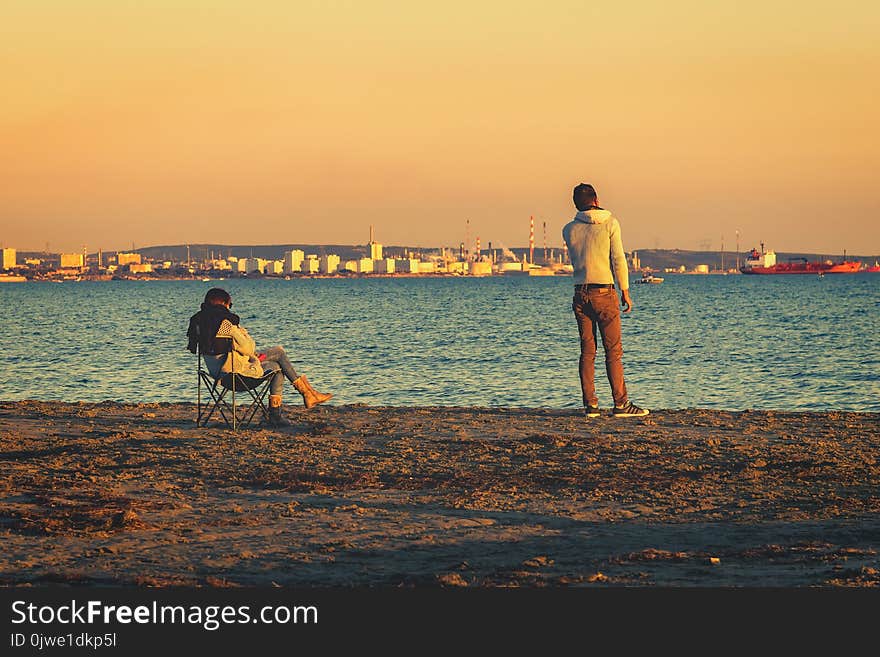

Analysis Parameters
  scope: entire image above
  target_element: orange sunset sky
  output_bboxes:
[1,1,878,255]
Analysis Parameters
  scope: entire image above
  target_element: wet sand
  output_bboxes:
[1,400,878,587]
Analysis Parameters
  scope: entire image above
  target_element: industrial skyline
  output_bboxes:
[4,231,877,282]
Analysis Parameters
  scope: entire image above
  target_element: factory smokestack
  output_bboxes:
[543,221,547,263]
[529,216,534,265]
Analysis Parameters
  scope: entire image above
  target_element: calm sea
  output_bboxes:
[2,274,878,411]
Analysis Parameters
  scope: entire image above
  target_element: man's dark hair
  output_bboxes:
[204,287,231,306]
[573,183,598,211]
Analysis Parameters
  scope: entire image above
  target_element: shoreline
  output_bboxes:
[1,400,878,587]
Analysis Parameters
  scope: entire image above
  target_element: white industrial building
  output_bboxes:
[237,257,267,273]
[470,261,492,276]
[1,248,16,270]
[374,258,395,274]
[320,254,340,274]
[303,255,320,274]
[283,249,305,274]
[60,253,85,268]
[395,258,420,273]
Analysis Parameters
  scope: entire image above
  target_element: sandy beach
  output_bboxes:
[1,400,878,587]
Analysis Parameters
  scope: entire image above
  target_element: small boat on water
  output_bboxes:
[866,261,880,273]
[635,273,664,284]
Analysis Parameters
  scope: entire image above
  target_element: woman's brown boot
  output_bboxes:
[268,394,291,426]
[292,375,333,409]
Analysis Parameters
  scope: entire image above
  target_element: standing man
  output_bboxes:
[562,183,649,418]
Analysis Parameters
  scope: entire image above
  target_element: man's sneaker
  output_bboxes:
[584,405,601,418]
[612,402,650,418]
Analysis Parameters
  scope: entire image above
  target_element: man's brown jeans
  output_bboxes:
[572,285,628,408]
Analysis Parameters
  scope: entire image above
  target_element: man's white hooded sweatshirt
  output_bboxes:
[562,208,630,289]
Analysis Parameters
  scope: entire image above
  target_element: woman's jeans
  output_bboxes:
[260,346,300,396]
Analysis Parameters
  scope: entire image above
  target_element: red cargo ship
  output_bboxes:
[740,245,861,275]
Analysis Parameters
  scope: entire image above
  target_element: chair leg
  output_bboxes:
[252,384,272,425]
[255,380,273,424]
[239,380,273,428]
[199,375,233,429]
[237,387,259,428]
[199,387,220,427]
[197,372,214,427]
[197,362,202,424]
[212,387,234,427]
[197,375,214,426]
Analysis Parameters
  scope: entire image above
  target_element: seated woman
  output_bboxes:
[187,287,332,425]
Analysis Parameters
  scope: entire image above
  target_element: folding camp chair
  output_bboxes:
[196,341,276,430]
